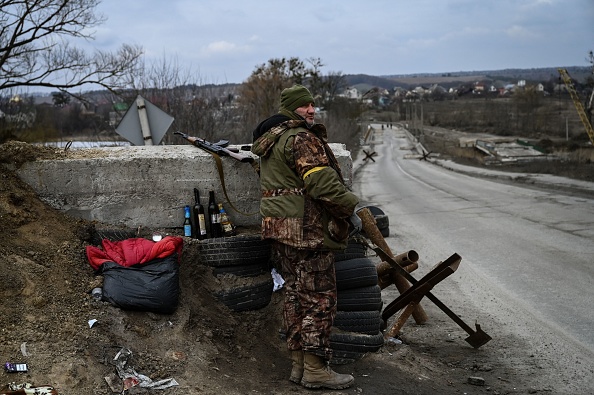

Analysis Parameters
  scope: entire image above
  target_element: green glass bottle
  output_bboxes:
[193,188,207,240]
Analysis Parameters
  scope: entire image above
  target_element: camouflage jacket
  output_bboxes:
[251,119,359,250]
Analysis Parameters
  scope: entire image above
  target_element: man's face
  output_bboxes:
[294,103,315,125]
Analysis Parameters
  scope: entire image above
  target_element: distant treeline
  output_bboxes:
[346,66,592,91]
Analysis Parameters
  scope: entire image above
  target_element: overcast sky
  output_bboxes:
[87,0,594,84]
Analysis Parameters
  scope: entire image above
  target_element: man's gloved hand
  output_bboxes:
[348,211,363,236]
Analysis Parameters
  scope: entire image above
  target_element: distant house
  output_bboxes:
[504,84,516,94]
[412,86,428,96]
[341,87,361,100]
[473,82,485,94]
[404,90,420,102]
[429,84,447,94]
[109,102,130,127]
[80,101,97,116]
[33,95,54,106]
[393,87,408,98]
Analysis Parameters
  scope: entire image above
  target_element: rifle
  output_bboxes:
[174,131,260,216]
[174,131,254,163]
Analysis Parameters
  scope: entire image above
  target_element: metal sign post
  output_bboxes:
[136,96,153,145]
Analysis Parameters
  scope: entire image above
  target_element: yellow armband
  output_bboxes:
[302,166,326,180]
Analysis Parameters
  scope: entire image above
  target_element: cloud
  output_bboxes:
[79,0,593,83]
[201,40,252,58]
[527,0,554,7]
[505,25,539,40]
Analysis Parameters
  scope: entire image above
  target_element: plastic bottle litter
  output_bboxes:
[112,347,178,390]
[91,287,103,301]
[386,337,403,345]
[4,362,28,373]
[271,268,285,292]
[3,383,57,395]
[20,342,29,357]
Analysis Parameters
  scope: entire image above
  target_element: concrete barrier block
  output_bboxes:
[15,143,353,230]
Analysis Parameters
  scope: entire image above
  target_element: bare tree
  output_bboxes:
[236,56,363,149]
[304,57,324,100]
[236,57,321,130]
[112,55,240,144]
[0,0,143,93]
[322,71,348,103]
[322,96,364,152]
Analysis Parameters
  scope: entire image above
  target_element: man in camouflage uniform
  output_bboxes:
[251,84,361,390]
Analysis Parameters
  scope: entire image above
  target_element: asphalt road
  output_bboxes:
[352,125,594,355]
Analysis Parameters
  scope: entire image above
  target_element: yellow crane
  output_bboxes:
[557,68,594,145]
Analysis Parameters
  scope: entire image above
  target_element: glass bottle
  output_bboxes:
[218,203,235,237]
[207,190,221,238]
[183,205,192,237]
[193,188,207,240]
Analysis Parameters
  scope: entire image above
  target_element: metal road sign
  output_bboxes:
[115,95,174,146]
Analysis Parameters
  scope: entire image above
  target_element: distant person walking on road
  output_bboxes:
[251,84,361,390]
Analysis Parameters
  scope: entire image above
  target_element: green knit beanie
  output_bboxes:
[279,84,315,112]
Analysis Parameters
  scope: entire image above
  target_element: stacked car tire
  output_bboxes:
[331,238,384,364]
[200,235,385,363]
[362,205,390,238]
[199,234,273,312]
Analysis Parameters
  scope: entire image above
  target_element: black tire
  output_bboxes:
[334,251,366,262]
[334,311,382,335]
[213,277,273,312]
[335,258,378,291]
[330,331,384,354]
[334,238,368,262]
[199,235,271,267]
[360,213,389,238]
[337,285,382,312]
[374,214,389,230]
[212,262,270,277]
[361,205,385,217]
[329,350,364,365]
[344,239,367,253]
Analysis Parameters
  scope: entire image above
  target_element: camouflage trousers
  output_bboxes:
[272,241,337,361]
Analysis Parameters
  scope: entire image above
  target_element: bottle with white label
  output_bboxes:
[193,188,207,240]
[208,191,221,238]
[218,203,235,237]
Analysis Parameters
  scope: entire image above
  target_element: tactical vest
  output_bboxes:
[255,122,350,250]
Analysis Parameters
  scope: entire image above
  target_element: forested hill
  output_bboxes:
[344,66,591,90]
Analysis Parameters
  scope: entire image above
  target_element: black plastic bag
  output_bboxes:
[100,254,179,314]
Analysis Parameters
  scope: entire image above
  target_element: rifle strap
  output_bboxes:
[208,151,259,216]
